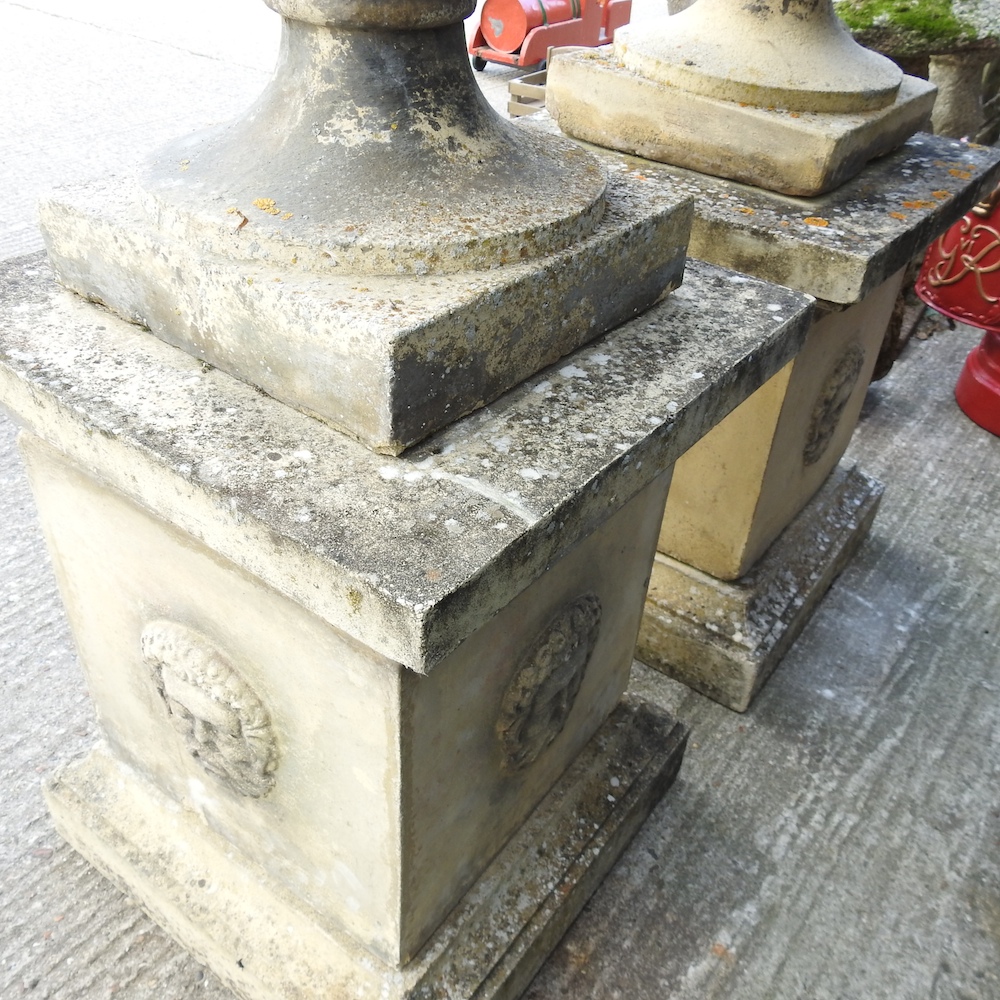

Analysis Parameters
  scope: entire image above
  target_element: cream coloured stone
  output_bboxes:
[529,116,1000,303]
[929,52,994,138]
[658,267,906,580]
[21,431,670,963]
[45,697,686,1000]
[546,48,935,196]
[0,254,813,995]
[40,170,691,455]
[39,1,694,454]
[615,0,903,114]
[0,257,811,674]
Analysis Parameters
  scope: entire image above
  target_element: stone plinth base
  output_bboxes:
[546,48,935,197]
[41,169,691,456]
[46,696,686,1000]
[637,464,883,711]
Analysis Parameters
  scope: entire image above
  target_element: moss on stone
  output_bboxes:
[835,0,981,54]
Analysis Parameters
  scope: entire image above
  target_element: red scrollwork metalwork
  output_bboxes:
[916,186,1000,436]
[916,186,1000,333]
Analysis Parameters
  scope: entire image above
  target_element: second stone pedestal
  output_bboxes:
[546,0,936,195]
[534,116,1000,709]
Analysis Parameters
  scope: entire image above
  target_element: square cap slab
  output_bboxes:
[0,253,812,674]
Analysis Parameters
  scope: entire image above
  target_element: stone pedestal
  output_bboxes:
[0,254,812,998]
[546,0,936,195]
[532,114,1000,708]
[659,274,903,580]
[39,0,692,455]
[642,138,1000,707]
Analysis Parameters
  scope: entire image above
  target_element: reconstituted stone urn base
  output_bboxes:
[546,50,936,197]
[0,254,813,999]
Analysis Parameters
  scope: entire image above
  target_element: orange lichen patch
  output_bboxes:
[902,200,936,210]
[711,942,736,963]
[932,190,951,199]
[780,220,790,227]
[252,197,282,215]
[789,112,800,118]
[736,206,755,215]
[802,216,829,227]
[949,169,973,180]
[889,211,907,221]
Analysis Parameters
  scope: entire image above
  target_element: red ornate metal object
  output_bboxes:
[916,186,1000,436]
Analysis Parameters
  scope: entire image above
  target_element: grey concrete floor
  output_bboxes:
[2,2,999,998]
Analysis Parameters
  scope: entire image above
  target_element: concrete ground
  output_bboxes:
[2,2,999,998]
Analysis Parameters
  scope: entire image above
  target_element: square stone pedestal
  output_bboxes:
[0,254,811,999]
[638,463,883,712]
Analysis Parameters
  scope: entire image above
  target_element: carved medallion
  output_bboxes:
[497,594,602,772]
[141,621,278,798]
[803,343,865,467]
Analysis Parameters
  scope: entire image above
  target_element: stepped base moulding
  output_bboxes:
[39,7,694,456]
[638,463,883,712]
[46,698,686,1000]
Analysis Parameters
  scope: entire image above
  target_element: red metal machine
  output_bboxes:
[469,0,632,71]
[916,186,1000,437]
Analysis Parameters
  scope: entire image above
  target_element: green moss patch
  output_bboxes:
[835,0,981,53]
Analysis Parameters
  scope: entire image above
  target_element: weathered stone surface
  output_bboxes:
[38,8,695,455]
[19,425,673,962]
[546,51,935,196]
[0,253,812,674]
[658,269,905,580]
[614,0,904,115]
[836,0,1000,58]
[45,697,687,1000]
[40,167,691,455]
[638,463,883,711]
[534,117,1000,303]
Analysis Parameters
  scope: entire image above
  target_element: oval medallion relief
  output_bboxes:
[141,621,279,798]
[496,593,602,772]
[803,343,866,467]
